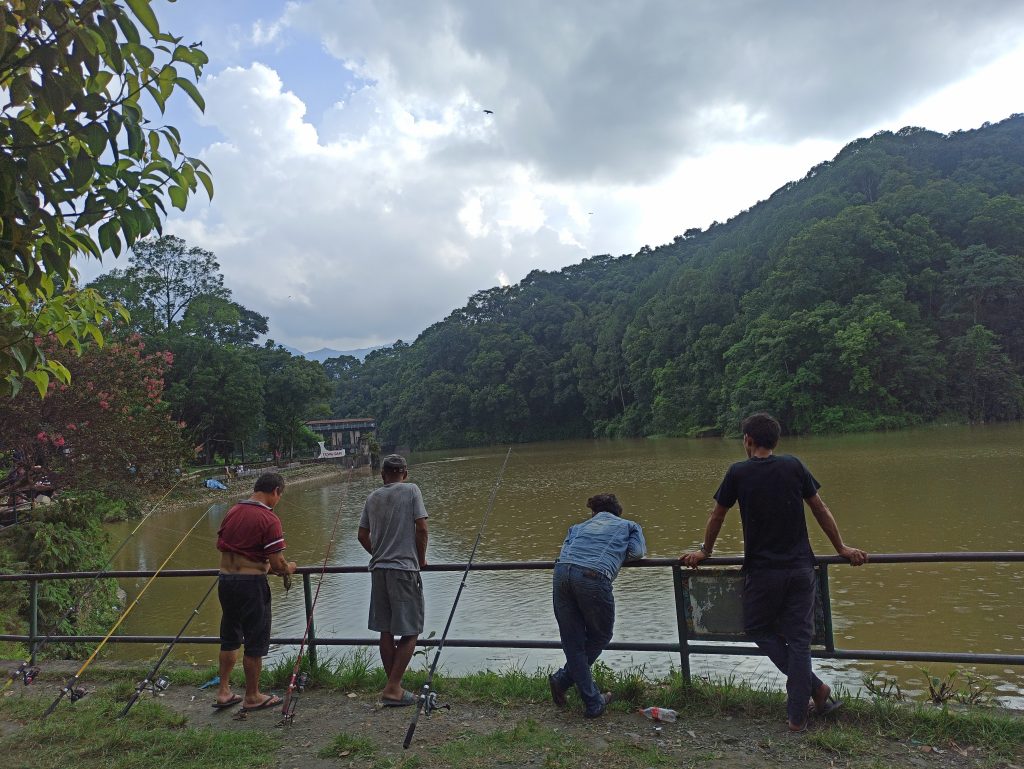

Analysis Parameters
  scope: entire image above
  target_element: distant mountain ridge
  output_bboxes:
[282,345,380,362]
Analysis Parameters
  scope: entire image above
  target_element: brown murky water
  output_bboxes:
[106,423,1024,706]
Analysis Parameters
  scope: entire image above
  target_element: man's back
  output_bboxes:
[715,454,818,569]
[359,482,428,570]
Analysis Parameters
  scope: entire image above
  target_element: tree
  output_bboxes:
[161,336,264,464]
[129,234,229,329]
[258,347,330,457]
[1,0,212,396]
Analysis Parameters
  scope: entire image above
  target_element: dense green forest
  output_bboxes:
[327,116,1024,449]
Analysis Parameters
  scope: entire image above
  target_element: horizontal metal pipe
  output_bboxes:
[2,634,1020,666]
[2,552,1022,581]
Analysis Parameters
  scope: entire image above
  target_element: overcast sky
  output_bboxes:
[82,0,1024,352]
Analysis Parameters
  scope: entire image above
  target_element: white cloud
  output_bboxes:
[83,1,1024,351]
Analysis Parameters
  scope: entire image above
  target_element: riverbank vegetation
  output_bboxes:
[324,116,1024,448]
[1,657,1020,769]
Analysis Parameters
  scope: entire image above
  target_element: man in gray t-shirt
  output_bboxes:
[357,454,428,706]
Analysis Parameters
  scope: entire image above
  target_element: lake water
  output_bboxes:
[106,423,1024,707]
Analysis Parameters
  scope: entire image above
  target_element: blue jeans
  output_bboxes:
[551,563,614,715]
[743,567,825,726]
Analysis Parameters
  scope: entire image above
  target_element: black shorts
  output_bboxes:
[218,574,272,658]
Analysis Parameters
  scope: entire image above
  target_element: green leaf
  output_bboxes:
[196,169,214,200]
[24,369,50,397]
[168,185,188,211]
[174,77,205,111]
[125,0,161,38]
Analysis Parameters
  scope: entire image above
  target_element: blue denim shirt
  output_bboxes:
[557,511,647,581]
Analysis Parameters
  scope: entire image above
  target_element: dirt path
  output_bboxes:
[166,687,1020,769]
[8,678,1006,769]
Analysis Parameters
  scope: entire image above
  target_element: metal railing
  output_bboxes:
[1,553,1022,682]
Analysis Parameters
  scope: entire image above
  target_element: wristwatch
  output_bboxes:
[699,543,712,556]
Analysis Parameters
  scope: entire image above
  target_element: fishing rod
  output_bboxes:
[277,466,355,727]
[403,447,511,750]
[117,575,220,718]
[43,502,224,717]
[3,475,187,692]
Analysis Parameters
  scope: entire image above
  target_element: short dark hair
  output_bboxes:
[254,472,285,494]
[741,412,781,449]
[586,493,623,517]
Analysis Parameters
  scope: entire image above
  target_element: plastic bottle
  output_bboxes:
[639,706,678,722]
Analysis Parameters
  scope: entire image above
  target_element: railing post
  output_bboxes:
[302,573,318,668]
[28,578,38,665]
[671,564,691,685]
[818,563,835,652]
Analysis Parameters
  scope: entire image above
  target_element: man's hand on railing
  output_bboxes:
[838,546,868,566]
[679,550,707,569]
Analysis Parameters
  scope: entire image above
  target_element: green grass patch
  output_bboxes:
[318,731,376,759]
[263,647,386,692]
[436,719,580,769]
[805,724,870,755]
[0,688,279,769]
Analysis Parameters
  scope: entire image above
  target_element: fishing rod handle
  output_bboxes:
[118,689,142,719]
[402,683,431,749]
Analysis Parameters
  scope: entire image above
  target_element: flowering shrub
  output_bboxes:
[0,334,189,499]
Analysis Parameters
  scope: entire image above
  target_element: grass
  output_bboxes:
[318,731,377,759]
[6,653,1022,767]
[435,719,581,769]
[260,651,1024,755]
[0,686,278,769]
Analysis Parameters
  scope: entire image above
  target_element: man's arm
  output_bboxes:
[679,503,730,568]
[415,517,428,569]
[806,494,868,565]
[357,526,372,555]
[267,551,296,576]
[625,524,647,561]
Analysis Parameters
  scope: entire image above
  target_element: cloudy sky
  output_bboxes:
[83,0,1024,352]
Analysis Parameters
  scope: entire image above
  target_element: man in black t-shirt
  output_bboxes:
[680,413,868,732]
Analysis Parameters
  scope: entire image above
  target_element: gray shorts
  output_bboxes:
[369,568,424,637]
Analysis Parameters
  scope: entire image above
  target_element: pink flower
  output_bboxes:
[99,400,109,410]
[66,424,76,431]
[36,431,47,442]
[53,436,65,448]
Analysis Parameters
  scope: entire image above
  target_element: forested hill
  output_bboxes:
[327,116,1024,449]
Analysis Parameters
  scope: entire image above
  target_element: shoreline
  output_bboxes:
[142,461,369,516]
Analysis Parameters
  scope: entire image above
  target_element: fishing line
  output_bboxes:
[3,475,187,692]
[403,447,512,750]
[42,501,224,717]
[117,575,220,718]
[276,467,355,727]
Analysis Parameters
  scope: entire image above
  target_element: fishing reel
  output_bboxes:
[421,690,450,716]
[136,675,171,695]
[275,672,310,728]
[7,664,40,686]
[68,686,88,702]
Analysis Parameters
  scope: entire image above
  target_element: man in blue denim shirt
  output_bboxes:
[549,493,646,718]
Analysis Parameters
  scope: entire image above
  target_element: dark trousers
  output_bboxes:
[743,567,824,725]
[551,563,614,715]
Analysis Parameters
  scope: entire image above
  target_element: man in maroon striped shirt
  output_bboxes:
[213,472,296,711]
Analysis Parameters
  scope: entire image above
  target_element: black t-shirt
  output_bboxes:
[713,454,820,569]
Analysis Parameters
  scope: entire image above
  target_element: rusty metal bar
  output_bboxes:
[3,551,1021,581]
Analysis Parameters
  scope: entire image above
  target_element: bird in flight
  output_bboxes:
[482,109,494,115]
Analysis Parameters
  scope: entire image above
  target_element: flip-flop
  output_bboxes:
[381,690,416,707]
[812,695,844,717]
[211,694,243,709]
[240,694,282,712]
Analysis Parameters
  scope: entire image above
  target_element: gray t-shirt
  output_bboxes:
[358,482,428,571]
